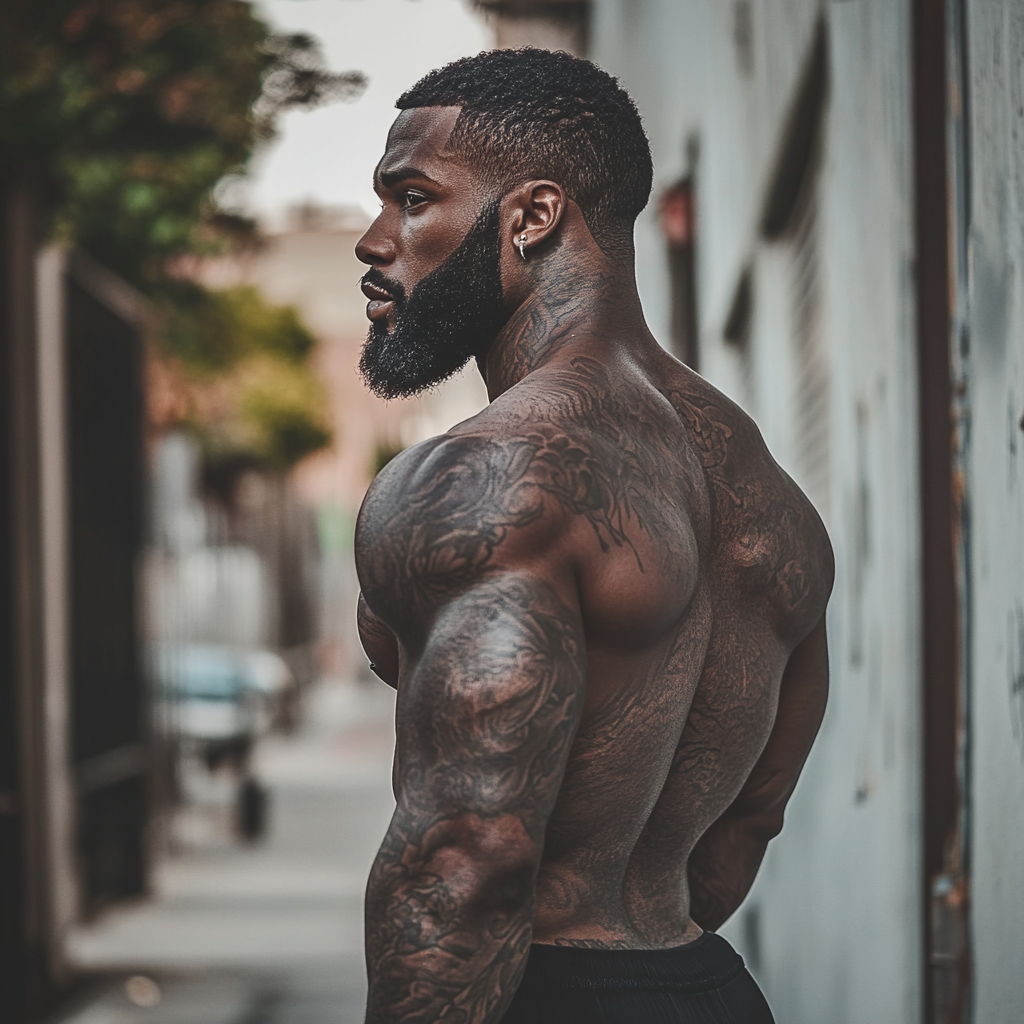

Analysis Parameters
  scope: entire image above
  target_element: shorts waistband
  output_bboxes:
[520,932,746,994]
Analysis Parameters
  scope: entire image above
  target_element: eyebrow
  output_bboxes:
[379,165,434,189]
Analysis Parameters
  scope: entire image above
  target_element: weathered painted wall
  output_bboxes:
[962,3,1024,1020]
[591,3,922,1021]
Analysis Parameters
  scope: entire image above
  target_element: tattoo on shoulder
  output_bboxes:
[664,384,834,625]
[357,360,704,629]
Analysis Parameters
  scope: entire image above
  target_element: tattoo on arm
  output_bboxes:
[355,369,713,1014]
[364,576,585,1024]
[357,430,599,1023]
[358,423,656,629]
[686,815,768,932]
[358,592,400,687]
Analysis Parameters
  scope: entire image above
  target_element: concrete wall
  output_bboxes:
[962,3,1024,1020]
[591,3,922,1021]
[475,0,591,55]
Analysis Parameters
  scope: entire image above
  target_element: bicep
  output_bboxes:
[395,571,586,848]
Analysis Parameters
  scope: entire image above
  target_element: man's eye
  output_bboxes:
[402,191,428,209]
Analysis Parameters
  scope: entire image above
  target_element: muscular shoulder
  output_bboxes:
[356,366,708,647]
[354,408,578,635]
[663,368,835,639]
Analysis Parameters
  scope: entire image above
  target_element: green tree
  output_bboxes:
[1,1,362,472]
[178,287,333,472]
[0,0,364,285]
[164,284,317,373]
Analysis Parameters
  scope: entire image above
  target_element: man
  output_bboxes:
[354,48,833,1024]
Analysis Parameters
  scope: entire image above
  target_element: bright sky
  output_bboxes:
[245,0,492,223]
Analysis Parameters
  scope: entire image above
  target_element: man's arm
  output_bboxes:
[355,433,586,1023]
[687,615,829,931]
[364,573,584,1023]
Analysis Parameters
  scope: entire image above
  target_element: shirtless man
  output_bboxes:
[354,48,834,1024]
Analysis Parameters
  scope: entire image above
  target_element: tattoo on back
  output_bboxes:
[358,356,701,630]
[356,341,834,1016]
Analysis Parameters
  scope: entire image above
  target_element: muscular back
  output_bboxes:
[356,344,833,961]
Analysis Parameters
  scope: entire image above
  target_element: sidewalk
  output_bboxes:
[57,678,397,1024]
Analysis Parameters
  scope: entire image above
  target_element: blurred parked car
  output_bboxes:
[151,643,293,839]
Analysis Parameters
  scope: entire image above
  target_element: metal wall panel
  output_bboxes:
[961,3,1024,1019]
[0,166,36,1024]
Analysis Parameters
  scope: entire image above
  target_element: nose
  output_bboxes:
[355,216,395,267]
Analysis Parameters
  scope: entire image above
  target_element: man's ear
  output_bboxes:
[504,180,567,260]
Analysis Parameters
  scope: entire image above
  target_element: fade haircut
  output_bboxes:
[397,48,653,252]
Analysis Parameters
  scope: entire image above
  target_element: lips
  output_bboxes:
[361,280,395,322]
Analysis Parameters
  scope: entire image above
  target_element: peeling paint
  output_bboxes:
[1009,607,1024,762]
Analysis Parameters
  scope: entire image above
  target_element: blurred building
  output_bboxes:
[473,0,591,53]
[493,1,1021,1021]
[1,175,152,1019]
[0,190,354,1024]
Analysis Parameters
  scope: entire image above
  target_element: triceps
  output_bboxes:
[364,573,586,1024]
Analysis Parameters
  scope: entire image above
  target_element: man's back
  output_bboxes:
[356,340,833,950]
[353,46,833,1023]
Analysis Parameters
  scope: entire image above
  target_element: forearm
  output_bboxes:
[686,811,780,932]
[688,619,831,932]
[364,815,537,1024]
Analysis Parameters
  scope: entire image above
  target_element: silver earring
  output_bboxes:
[517,233,528,260]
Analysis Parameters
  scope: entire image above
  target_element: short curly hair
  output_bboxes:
[397,48,653,250]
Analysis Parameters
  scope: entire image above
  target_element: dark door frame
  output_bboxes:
[0,167,50,1023]
[912,0,971,1021]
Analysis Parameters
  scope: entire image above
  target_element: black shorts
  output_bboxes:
[501,932,776,1024]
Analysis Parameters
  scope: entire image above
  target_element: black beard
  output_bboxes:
[359,198,505,400]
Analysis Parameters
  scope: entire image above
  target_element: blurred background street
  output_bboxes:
[55,677,395,1024]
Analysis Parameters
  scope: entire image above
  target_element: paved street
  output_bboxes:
[58,678,396,1024]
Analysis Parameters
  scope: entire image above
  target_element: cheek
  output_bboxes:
[399,207,475,276]
[402,227,450,272]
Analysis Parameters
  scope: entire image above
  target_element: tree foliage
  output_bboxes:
[0,1,362,472]
[164,283,317,374]
[0,0,364,285]
[169,286,333,472]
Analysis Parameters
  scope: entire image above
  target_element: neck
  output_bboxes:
[479,243,648,401]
